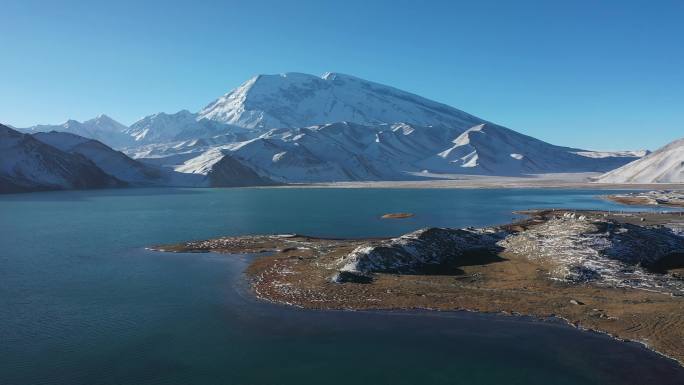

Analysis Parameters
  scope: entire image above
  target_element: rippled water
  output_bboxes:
[1,187,682,384]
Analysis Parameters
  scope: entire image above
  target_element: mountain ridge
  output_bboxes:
[0,124,123,193]
[33,131,165,185]
[597,137,684,183]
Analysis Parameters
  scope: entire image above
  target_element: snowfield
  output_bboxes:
[198,72,485,130]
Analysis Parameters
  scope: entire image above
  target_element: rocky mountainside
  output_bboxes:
[597,137,684,183]
[0,124,122,193]
[33,131,164,185]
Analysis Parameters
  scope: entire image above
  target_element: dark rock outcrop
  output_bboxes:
[335,227,505,280]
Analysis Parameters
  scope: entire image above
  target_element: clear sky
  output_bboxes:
[2,0,682,151]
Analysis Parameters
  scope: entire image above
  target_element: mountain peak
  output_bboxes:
[86,114,123,126]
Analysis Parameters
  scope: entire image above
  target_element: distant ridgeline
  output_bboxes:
[6,72,674,193]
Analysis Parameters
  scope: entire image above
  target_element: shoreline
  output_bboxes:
[275,181,684,190]
[605,191,684,208]
[152,209,684,367]
[3,177,684,197]
[254,289,684,368]
[262,173,684,190]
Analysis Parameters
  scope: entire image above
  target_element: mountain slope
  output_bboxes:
[174,148,277,187]
[223,122,446,182]
[124,110,252,145]
[0,124,122,193]
[198,72,485,130]
[417,124,645,175]
[135,72,645,181]
[201,122,643,182]
[23,115,133,149]
[597,137,684,183]
[33,131,164,185]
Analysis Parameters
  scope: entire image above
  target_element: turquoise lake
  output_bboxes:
[1,187,682,384]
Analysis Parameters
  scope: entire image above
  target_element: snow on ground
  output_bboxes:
[597,138,684,183]
[501,214,684,295]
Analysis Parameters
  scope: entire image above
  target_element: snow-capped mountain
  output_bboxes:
[198,72,485,130]
[597,137,684,183]
[124,110,252,145]
[23,115,134,149]
[123,71,487,156]
[417,124,646,175]
[10,72,651,186]
[0,124,122,193]
[125,110,198,143]
[33,131,164,185]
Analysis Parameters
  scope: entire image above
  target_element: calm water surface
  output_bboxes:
[1,188,682,384]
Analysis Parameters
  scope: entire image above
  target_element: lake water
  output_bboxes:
[1,187,682,384]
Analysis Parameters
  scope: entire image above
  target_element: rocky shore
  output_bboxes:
[152,209,684,365]
[606,190,684,207]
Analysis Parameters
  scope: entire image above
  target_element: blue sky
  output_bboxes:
[1,0,682,150]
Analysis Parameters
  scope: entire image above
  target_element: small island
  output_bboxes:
[152,209,684,365]
[381,212,414,219]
